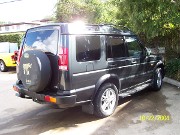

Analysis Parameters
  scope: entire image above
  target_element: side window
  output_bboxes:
[107,36,127,58]
[125,36,142,57]
[10,44,18,53]
[76,36,101,62]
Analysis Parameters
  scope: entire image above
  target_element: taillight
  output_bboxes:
[11,51,19,61]
[17,48,23,64]
[58,47,68,70]
[14,51,18,56]
[11,55,15,61]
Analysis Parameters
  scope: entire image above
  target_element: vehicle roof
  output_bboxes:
[27,23,136,36]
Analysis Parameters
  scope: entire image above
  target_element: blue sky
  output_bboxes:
[0,0,57,22]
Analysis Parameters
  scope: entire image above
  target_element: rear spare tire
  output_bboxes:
[18,50,51,92]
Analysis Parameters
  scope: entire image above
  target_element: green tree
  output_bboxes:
[0,34,24,46]
[55,0,117,24]
[111,0,180,59]
[112,0,180,38]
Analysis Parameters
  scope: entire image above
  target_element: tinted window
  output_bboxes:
[76,36,101,62]
[107,36,127,58]
[24,29,59,54]
[0,43,9,53]
[125,36,142,57]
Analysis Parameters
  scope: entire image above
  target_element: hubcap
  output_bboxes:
[100,88,116,115]
[157,70,162,88]
[0,62,4,71]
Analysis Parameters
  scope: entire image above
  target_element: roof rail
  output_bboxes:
[101,24,131,31]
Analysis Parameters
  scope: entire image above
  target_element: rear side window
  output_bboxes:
[24,29,59,54]
[76,36,101,62]
[107,36,127,58]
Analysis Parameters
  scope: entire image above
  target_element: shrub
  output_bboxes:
[0,33,24,46]
[165,58,180,81]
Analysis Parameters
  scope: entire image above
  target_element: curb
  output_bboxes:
[163,77,180,88]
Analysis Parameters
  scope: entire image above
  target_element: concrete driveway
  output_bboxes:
[0,70,180,135]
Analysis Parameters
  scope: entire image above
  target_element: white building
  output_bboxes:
[0,22,40,34]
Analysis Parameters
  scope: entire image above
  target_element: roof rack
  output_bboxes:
[101,24,131,31]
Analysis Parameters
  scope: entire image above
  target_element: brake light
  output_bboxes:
[58,47,68,70]
[11,55,15,61]
[14,51,18,56]
[17,48,23,64]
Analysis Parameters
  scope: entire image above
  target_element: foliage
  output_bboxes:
[110,0,180,62]
[112,0,180,38]
[0,33,24,46]
[156,29,180,59]
[55,0,118,24]
[166,58,180,81]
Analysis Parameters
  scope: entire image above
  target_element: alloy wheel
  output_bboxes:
[100,88,117,115]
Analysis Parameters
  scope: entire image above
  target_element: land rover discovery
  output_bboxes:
[13,23,165,117]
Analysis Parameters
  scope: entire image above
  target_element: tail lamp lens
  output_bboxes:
[58,47,68,70]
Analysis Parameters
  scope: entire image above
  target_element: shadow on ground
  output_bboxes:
[0,67,16,74]
[91,86,172,135]
[0,85,172,135]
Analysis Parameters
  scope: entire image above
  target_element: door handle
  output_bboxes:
[109,64,117,67]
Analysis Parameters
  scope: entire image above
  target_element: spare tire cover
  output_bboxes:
[19,50,51,92]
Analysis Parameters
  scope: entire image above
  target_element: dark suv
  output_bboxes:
[13,23,165,117]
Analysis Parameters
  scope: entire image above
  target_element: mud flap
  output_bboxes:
[82,102,94,115]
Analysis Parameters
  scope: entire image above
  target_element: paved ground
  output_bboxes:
[0,69,180,135]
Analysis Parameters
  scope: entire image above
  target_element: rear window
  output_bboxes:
[24,29,59,54]
[76,36,101,62]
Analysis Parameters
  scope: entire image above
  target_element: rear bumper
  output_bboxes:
[5,60,16,67]
[13,84,77,108]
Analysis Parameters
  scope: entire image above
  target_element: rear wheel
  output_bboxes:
[152,68,162,91]
[0,60,8,72]
[94,83,118,118]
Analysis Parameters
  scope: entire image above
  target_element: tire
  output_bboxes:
[18,50,52,92]
[94,83,118,118]
[0,60,8,72]
[152,68,162,91]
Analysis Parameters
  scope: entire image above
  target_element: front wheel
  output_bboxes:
[152,68,162,91]
[94,83,118,118]
[0,60,8,72]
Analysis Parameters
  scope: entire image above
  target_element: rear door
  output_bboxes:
[106,35,130,89]
[125,36,149,86]
[22,26,60,89]
[71,35,105,101]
